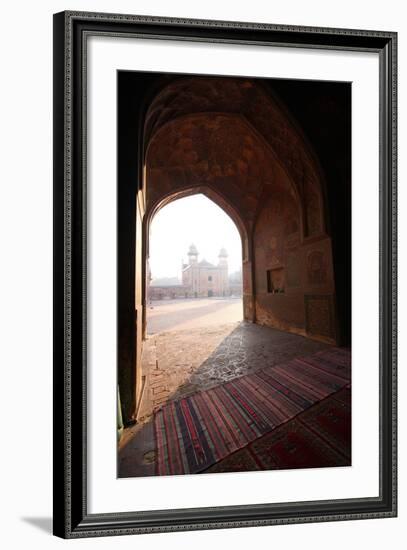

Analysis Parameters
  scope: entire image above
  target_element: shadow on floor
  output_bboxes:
[118,322,337,478]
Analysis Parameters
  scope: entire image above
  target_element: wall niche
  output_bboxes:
[266,267,285,294]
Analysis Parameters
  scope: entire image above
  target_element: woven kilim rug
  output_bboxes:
[154,347,351,475]
[206,387,351,473]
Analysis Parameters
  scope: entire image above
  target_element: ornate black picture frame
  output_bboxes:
[53,11,397,538]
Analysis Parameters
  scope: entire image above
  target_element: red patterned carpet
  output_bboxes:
[206,386,351,473]
[154,347,351,475]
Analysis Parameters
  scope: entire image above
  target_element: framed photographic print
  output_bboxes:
[53,11,397,538]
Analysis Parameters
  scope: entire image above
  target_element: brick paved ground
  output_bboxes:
[138,321,330,421]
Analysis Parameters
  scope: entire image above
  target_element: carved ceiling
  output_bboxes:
[144,77,324,235]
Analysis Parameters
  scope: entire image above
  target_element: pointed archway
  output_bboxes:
[118,75,340,424]
[143,186,250,341]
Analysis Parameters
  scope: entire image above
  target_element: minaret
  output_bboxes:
[186,244,199,296]
[218,247,229,296]
[218,247,228,267]
[187,243,199,265]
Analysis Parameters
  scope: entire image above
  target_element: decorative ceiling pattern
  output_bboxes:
[144,77,324,237]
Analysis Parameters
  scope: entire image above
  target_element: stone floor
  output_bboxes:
[137,321,330,421]
[138,323,239,420]
[119,321,330,478]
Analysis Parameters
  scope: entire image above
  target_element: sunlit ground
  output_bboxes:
[147,297,243,335]
[141,192,244,417]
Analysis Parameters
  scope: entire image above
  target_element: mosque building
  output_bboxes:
[149,244,236,300]
[181,244,229,298]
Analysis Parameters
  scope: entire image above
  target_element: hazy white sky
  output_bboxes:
[149,195,242,280]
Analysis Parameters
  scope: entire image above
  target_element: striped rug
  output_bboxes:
[154,347,351,475]
[206,387,351,474]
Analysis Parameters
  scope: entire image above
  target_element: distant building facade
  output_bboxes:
[148,276,186,300]
[182,244,229,298]
[149,244,243,300]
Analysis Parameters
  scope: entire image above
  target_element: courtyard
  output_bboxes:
[147,297,243,334]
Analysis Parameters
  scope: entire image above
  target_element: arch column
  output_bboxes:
[242,228,256,322]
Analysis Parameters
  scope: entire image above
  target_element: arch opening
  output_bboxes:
[146,192,244,336]
[146,185,249,262]
[117,73,350,443]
